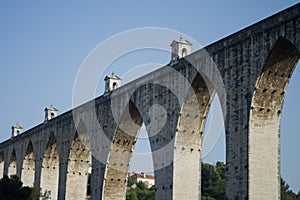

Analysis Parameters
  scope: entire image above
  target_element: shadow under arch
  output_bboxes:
[0,151,4,178]
[248,36,300,199]
[103,100,143,199]
[21,141,35,187]
[66,120,90,200]
[8,149,17,176]
[40,132,59,200]
[173,72,215,199]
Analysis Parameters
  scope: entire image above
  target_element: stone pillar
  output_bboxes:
[91,157,107,200]
[65,137,90,200]
[40,133,59,200]
[90,98,116,200]
[58,157,69,200]
[102,102,142,199]
[132,83,181,199]
[21,142,35,187]
[173,73,212,200]
[8,150,17,177]
[248,37,300,200]
[34,156,43,190]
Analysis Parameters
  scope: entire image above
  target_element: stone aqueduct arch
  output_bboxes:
[248,36,300,199]
[0,4,299,200]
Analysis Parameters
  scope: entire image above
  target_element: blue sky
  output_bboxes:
[0,0,299,192]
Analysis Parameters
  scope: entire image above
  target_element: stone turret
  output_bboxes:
[170,36,192,62]
[11,123,23,137]
[44,105,58,122]
[104,72,122,93]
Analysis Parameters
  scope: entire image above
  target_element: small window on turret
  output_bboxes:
[113,82,117,89]
[182,48,187,57]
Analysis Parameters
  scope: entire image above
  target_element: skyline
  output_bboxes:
[0,1,299,192]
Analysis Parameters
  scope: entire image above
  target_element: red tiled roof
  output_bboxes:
[131,172,154,180]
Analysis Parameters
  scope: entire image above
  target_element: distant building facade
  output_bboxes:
[130,172,155,189]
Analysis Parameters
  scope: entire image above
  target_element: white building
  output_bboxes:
[130,172,155,189]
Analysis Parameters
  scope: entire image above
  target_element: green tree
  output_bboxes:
[201,162,225,200]
[127,175,133,187]
[126,181,155,200]
[0,175,32,200]
[0,175,51,200]
[216,161,225,180]
[126,165,300,200]
[126,189,138,200]
[281,178,300,200]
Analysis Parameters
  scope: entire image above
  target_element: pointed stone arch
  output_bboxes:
[0,151,4,178]
[173,72,214,199]
[21,141,35,187]
[8,149,17,176]
[40,132,59,200]
[106,74,216,200]
[103,101,143,199]
[66,120,90,200]
[248,36,300,199]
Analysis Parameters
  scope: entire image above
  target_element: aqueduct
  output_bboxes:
[0,3,299,200]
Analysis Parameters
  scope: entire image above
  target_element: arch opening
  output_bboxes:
[201,94,226,200]
[182,48,187,57]
[40,132,59,200]
[202,95,226,164]
[113,82,117,89]
[66,121,91,200]
[280,61,300,193]
[248,36,300,199]
[128,123,155,189]
[8,149,17,176]
[21,141,35,187]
